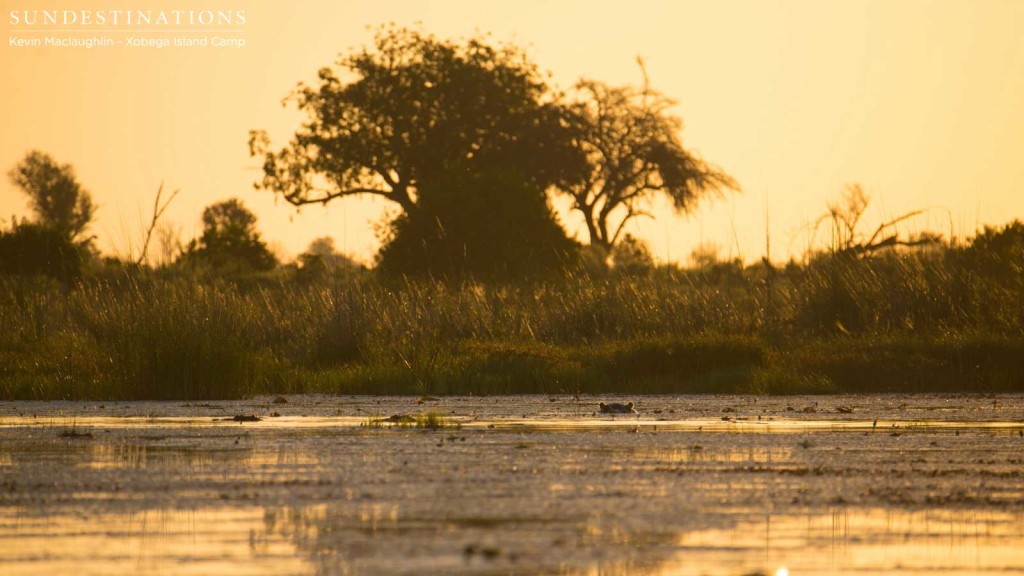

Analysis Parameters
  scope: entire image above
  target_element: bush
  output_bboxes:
[0,221,84,283]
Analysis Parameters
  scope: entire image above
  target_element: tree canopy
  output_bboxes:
[182,198,277,273]
[250,25,577,278]
[559,77,737,250]
[7,150,95,242]
[294,236,363,282]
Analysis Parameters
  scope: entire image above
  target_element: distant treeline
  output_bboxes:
[1,218,1022,400]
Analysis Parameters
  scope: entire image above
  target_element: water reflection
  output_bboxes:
[2,502,1020,575]
[665,507,1024,575]
[4,414,1024,433]
[2,417,1023,575]
[0,507,307,576]
[81,442,319,470]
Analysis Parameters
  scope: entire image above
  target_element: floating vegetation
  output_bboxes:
[219,414,262,423]
[415,411,456,430]
[363,412,456,430]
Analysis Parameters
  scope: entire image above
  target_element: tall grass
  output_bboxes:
[1,242,1022,400]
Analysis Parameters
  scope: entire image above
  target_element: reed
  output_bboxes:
[1,234,1022,400]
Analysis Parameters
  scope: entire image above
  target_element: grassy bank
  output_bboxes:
[2,244,1022,400]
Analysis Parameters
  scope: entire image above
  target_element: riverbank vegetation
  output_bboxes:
[2,219,1022,400]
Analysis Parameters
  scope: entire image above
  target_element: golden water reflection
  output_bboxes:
[0,507,307,576]
[663,507,1024,575]
[2,504,1021,575]
[2,409,1023,575]
[82,443,319,470]
[4,414,1024,433]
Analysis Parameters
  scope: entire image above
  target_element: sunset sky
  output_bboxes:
[2,0,1023,265]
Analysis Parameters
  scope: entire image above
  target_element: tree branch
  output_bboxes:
[864,210,925,249]
[283,186,400,207]
[610,207,654,247]
[848,234,938,257]
[136,182,180,266]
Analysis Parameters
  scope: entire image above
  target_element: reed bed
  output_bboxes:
[2,245,1022,400]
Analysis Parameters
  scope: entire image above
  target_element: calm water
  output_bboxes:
[1,394,1023,575]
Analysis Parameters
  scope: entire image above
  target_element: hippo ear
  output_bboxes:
[626,402,634,409]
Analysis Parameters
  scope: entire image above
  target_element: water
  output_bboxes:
[1,394,1023,575]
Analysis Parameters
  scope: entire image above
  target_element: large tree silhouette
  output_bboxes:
[249,26,577,278]
[559,76,737,251]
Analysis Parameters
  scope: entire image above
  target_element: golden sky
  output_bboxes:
[2,0,1023,265]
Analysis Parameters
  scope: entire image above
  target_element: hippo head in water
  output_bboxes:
[599,401,636,414]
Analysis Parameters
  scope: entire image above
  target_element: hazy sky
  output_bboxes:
[2,0,1023,265]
